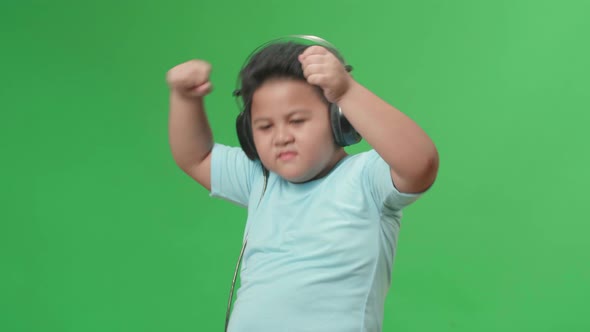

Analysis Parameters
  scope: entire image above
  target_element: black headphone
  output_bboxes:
[233,35,362,160]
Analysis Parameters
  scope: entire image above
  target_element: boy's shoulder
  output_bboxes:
[312,149,387,184]
[337,149,383,171]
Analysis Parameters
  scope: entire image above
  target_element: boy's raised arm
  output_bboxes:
[299,47,439,194]
[167,60,214,191]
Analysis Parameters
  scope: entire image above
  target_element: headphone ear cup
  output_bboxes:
[236,111,259,160]
[329,103,362,147]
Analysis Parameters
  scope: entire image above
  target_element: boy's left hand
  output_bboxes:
[299,46,353,103]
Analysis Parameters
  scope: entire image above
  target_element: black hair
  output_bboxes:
[237,41,331,113]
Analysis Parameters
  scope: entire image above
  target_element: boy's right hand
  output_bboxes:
[166,60,213,98]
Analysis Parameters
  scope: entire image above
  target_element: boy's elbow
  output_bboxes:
[393,150,439,193]
[424,152,439,187]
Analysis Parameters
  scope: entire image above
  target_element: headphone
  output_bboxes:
[232,35,362,160]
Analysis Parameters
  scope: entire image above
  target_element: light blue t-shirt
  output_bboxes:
[210,143,422,332]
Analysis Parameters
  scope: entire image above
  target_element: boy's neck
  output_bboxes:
[307,148,348,182]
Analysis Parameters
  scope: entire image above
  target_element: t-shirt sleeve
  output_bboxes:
[209,143,261,207]
[361,149,423,211]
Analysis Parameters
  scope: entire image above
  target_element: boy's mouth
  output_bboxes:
[277,150,297,161]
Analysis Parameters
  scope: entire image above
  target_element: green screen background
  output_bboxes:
[2,0,589,331]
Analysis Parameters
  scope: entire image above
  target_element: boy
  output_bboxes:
[166,38,439,332]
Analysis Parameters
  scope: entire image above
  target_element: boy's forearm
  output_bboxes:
[168,90,213,171]
[338,81,439,186]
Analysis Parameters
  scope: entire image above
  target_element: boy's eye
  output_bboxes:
[257,124,272,131]
[290,119,305,124]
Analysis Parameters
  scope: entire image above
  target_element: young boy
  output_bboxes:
[166,38,439,332]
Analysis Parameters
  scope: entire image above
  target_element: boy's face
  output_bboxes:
[250,78,345,183]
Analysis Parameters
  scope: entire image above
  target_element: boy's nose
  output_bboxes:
[274,126,294,145]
